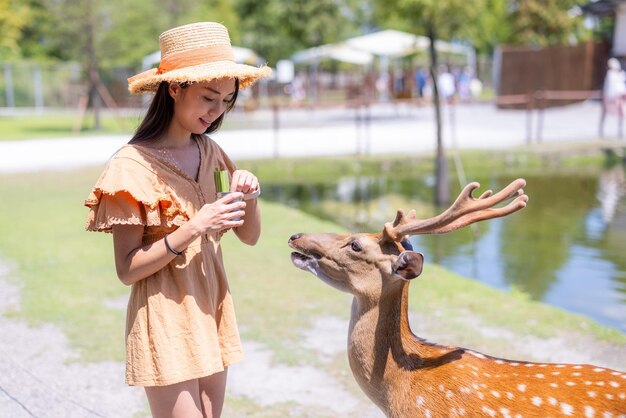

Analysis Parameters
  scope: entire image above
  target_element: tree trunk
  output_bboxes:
[428,25,449,206]
[84,7,101,131]
[90,70,101,131]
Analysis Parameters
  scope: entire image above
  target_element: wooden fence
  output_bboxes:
[496,41,609,109]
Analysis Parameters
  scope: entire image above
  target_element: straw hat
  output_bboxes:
[128,22,272,94]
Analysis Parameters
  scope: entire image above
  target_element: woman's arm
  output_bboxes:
[112,192,245,285]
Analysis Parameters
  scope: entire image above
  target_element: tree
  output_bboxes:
[375,0,487,206]
[0,0,30,59]
[508,0,589,47]
[235,0,358,65]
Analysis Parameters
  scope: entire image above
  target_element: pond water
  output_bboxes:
[264,162,626,333]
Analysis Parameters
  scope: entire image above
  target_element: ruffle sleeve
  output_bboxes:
[85,152,188,233]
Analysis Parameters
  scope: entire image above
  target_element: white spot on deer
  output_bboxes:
[446,390,454,399]
[510,362,519,366]
[561,403,574,415]
[495,360,504,365]
[481,406,496,417]
[584,406,595,418]
[506,392,514,399]
[574,365,583,369]
[621,374,626,379]
[439,384,445,392]
[585,381,593,386]
[472,384,480,390]
[457,364,465,369]
[484,372,492,378]
[535,374,545,378]
[588,391,597,398]
[552,371,561,376]
[548,397,558,406]
[610,372,619,376]
[593,368,605,373]
[525,364,534,367]
[602,412,613,418]
[491,390,501,398]
[619,393,625,399]
[566,381,576,386]
[517,384,526,392]
[472,371,479,377]
[460,387,471,394]
[424,409,432,418]
[469,351,486,359]
[550,383,559,388]
[531,396,543,406]
[458,407,466,416]
[500,407,512,418]
[573,372,582,377]
[605,393,614,400]
[539,364,548,367]
[416,396,425,407]
[556,364,566,368]
[609,381,619,388]
[596,381,605,386]
[477,392,485,400]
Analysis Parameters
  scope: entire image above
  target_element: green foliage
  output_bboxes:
[375,0,488,40]
[508,0,589,46]
[0,0,30,59]
[235,0,359,65]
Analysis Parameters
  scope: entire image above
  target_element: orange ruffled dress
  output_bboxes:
[85,136,244,386]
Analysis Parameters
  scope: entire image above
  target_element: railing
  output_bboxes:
[495,90,621,143]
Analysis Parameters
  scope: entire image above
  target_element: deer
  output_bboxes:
[288,178,626,418]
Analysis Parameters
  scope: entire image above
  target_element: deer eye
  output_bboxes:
[350,240,362,252]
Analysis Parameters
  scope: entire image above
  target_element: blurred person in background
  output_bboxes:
[600,57,626,137]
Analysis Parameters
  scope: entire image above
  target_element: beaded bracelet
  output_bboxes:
[164,234,183,256]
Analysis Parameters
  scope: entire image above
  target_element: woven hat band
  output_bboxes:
[157,45,236,75]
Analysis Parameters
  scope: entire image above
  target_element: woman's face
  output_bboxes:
[169,78,236,134]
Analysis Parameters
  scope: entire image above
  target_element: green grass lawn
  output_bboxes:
[0,113,141,140]
[0,157,623,367]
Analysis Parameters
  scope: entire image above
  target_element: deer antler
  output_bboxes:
[383,178,528,242]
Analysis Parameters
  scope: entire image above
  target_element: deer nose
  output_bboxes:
[289,233,302,243]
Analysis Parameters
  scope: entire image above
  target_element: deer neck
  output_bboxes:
[347,281,430,400]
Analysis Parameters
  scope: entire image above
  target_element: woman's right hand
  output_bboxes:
[188,192,246,235]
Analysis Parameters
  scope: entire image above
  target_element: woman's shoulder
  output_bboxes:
[108,143,161,172]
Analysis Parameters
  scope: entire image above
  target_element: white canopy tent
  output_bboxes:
[344,29,470,57]
[291,29,472,64]
[290,29,473,101]
[292,44,374,66]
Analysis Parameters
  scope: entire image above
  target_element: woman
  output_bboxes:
[84,22,271,418]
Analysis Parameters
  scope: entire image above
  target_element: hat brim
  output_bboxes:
[128,61,272,94]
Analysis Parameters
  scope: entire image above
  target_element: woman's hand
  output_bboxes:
[230,169,259,195]
[189,192,246,235]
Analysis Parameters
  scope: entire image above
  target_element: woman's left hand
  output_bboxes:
[230,170,260,195]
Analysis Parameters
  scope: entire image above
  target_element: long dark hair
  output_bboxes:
[129,78,240,144]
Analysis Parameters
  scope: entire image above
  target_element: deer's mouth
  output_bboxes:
[290,251,319,271]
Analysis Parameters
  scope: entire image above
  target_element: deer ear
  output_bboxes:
[391,251,424,281]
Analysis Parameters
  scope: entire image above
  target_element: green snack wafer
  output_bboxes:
[214,169,230,193]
